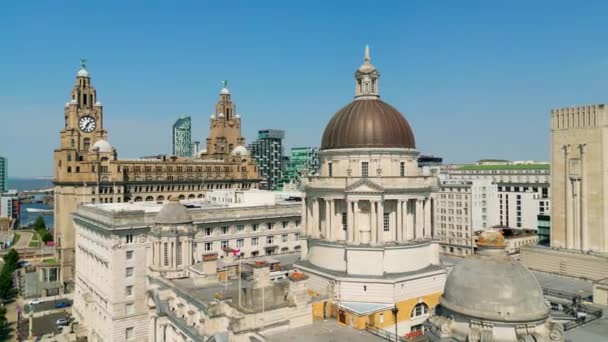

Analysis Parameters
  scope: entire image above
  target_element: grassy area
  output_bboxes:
[12,233,21,245]
[28,241,40,248]
[42,258,58,265]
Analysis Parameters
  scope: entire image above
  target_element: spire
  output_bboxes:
[77,58,89,77]
[220,80,230,95]
[354,45,380,99]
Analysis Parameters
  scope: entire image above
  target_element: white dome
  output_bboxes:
[70,99,77,104]
[77,68,89,77]
[210,114,216,119]
[91,139,113,153]
[65,102,70,107]
[218,113,225,118]
[220,87,230,95]
[95,101,102,107]
[235,113,241,119]
[231,145,249,156]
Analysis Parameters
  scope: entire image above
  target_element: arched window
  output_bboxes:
[145,196,154,202]
[134,197,143,202]
[157,195,165,203]
[188,194,195,199]
[178,194,185,200]
[411,303,429,318]
[83,138,91,151]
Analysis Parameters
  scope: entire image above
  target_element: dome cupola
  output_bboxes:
[155,197,192,225]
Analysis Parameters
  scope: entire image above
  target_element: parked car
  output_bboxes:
[55,301,71,309]
[56,318,69,328]
[28,299,42,305]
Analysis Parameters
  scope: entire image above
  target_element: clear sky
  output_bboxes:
[2,0,608,177]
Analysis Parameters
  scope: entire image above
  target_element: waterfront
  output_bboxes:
[20,202,54,229]
[7,177,53,192]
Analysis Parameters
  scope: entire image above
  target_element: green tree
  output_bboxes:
[2,249,19,273]
[0,305,6,328]
[33,216,46,230]
[0,272,13,300]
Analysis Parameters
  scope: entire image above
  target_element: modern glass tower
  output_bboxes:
[283,147,320,186]
[248,129,285,190]
[0,156,6,193]
[172,115,192,157]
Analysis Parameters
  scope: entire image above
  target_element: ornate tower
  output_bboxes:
[354,45,380,99]
[54,61,115,284]
[205,82,246,157]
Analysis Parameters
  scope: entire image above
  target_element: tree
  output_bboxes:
[33,216,46,231]
[0,305,6,328]
[0,272,13,300]
[2,249,19,273]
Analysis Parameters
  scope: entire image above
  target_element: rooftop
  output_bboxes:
[265,319,383,342]
[456,163,550,171]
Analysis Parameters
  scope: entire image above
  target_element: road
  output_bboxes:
[18,312,68,339]
[25,298,72,313]
[12,231,33,249]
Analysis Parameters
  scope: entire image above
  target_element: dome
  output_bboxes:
[77,68,89,77]
[321,99,415,150]
[231,145,250,156]
[218,113,225,118]
[210,114,216,119]
[220,87,230,95]
[95,101,102,107]
[155,197,192,225]
[91,139,113,153]
[235,113,241,119]
[439,236,550,322]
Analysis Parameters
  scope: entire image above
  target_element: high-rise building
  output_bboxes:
[248,129,285,190]
[53,63,259,284]
[191,141,200,157]
[282,147,320,187]
[0,156,6,193]
[172,115,192,157]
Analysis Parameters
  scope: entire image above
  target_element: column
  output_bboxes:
[415,199,424,240]
[396,200,403,242]
[329,199,336,241]
[313,198,320,238]
[424,198,432,239]
[573,181,580,249]
[301,196,307,236]
[406,200,414,241]
[347,200,354,243]
[370,200,377,245]
[324,199,331,239]
[564,146,573,249]
[353,200,360,244]
[580,144,587,251]
[377,200,384,244]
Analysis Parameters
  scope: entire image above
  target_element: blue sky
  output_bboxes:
[2,0,608,177]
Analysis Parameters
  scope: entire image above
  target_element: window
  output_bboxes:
[221,226,229,235]
[294,233,300,240]
[176,242,182,266]
[379,313,384,324]
[205,228,212,236]
[221,240,229,249]
[237,224,244,232]
[328,162,333,177]
[83,138,91,151]
[126,251,134,260]
[163,243,169,266]
[400,162,405,176]
[125,327,134,340]
[342,212,347,230]
[126,303,135,315]
[237,239,244,248]
[252,224,258,232]
[361,162,369,177]
[411,303,429,318]
[282,234,288,242]
[251,237,259,246]
[282,221,288,229]
[126,234,134,244]
[126,286,133,296]
[383,213,390,232]
[204,242,212,251]
[266,236,274,244]
[125,267,134,277]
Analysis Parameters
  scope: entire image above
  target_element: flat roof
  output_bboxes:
[265,319,384,342]
[457,164,550,171]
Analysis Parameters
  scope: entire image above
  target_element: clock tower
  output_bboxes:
[54,61,115,285]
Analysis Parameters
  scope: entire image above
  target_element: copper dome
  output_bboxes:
[321,99,416,150]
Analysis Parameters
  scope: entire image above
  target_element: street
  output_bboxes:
[25,298,72,313]
[18,312,68,339]
[12,231,33,249]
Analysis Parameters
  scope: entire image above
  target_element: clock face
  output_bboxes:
[79,116,96,133]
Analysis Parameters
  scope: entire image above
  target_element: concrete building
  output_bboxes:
[432,179,498,257]
[248,129,285,190]
[426,230,564,341]
[282,147,320,188]
[522,104,608,281]
[0,190,20,221]
[72,193,304,341]
[0,156,6,193]
[172,115,192,157]
[53,63,259,286]
[297,46,446,337]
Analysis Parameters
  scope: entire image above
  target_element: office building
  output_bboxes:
[0,190,19,221]
[248,129,285,190]
[0,156,6,193]
[282,147,320,188]
[172,115,192,157]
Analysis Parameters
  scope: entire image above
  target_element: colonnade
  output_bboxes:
[303,196,433,245]
[151,239,194,269]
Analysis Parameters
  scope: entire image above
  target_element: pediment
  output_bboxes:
[345,178,384,193]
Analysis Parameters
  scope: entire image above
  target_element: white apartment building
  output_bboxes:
[72,192,302,342]
[433,179,498,256]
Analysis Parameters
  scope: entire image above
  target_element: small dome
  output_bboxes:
[70,99,78,104]
[321,99,415,150]
[155,197,192,225]
[218,113,225,118]
[231,145,249,156]
[91,139,113,153]
[220,87,230,95]
[439,243,549,322]
[77,68,89,77]
[210,114,216,119]
[65,102,70,107]
[477,230,505,248]
[95,101,102,107]
[235,113,241,119]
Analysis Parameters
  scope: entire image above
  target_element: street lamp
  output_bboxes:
[392,306,399,341]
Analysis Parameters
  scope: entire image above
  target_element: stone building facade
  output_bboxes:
[54,65,259,285]
[296,47,446,336]
[72,195,303,342]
